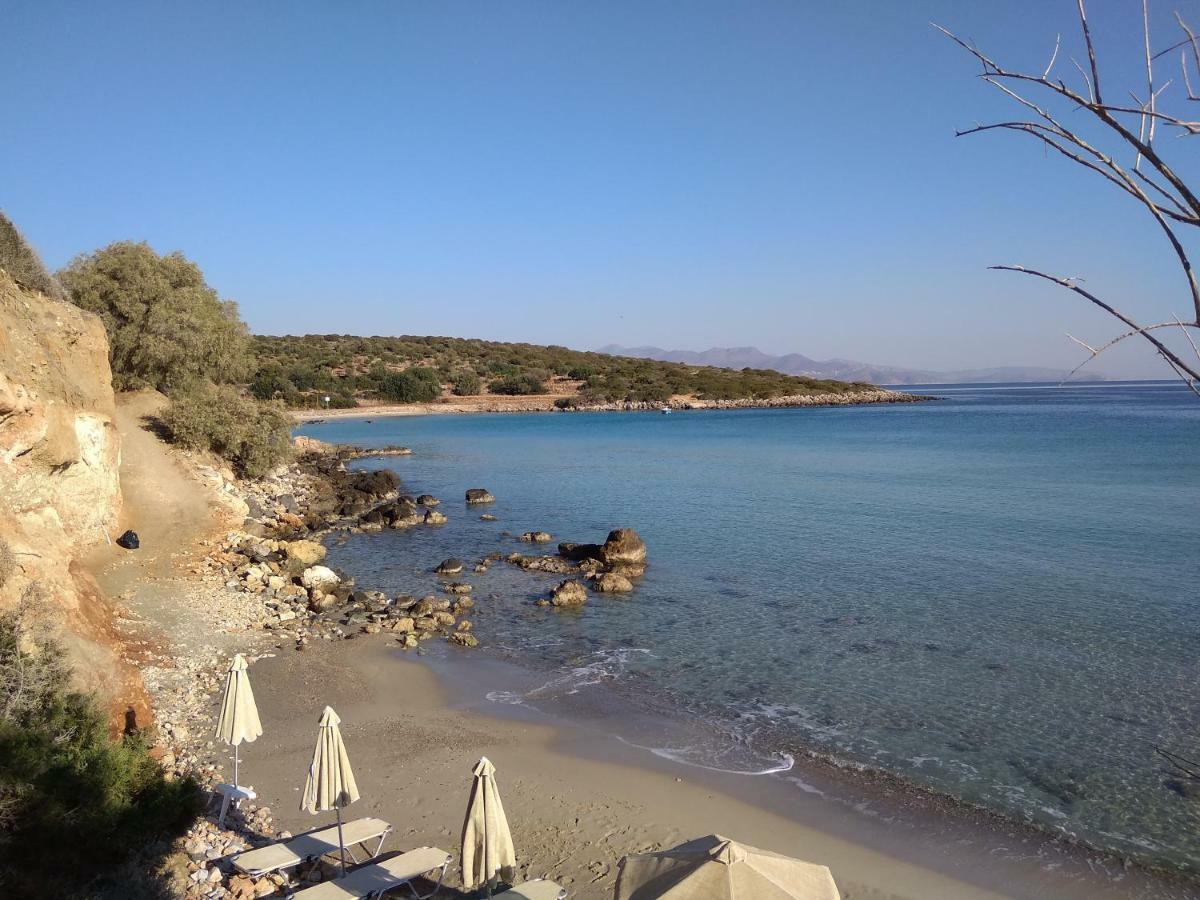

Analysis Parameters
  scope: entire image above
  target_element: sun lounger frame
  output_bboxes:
[287,846,451,900]
[233,817,394,878]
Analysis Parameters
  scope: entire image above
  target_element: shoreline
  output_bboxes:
[291,388,930,422]
[240,636,1194,900]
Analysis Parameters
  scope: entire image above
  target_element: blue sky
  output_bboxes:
[4,0,1198,377]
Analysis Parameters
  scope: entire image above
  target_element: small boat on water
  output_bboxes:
[660,407,672,414]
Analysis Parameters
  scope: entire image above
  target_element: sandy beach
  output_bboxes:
[235,637,1187,900]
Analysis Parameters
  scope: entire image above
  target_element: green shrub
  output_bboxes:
[377,367,441,403]
[0,211,64,300]
[451,370,481,396]
[0,610,201,895]
[488,373,547,395]
[162,382,293,478]
[60,242,250,393]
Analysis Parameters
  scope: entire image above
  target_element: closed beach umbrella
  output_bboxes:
[215,653,263,786]
[614,834,840,900]
[461,756,516,894]
[301,706,360,874]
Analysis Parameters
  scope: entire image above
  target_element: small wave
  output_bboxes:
[615,735,795,776]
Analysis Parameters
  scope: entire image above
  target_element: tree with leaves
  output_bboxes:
[60,241,250,393]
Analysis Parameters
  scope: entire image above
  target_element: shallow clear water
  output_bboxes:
[298,381,1200,873]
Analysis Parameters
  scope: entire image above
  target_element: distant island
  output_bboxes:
[251,334,921,413]
[598,344,1108,386]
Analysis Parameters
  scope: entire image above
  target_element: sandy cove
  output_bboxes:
[88,393,1193,900]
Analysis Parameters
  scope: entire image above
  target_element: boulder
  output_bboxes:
[550,580,588,607]
[285,540,327,568]
[424,510,448,525]
[599,528,646,566]
[442,582,472,594]
[521,531,553,543]
[417,494,440,507]
[512,555,577,574]
[465,488,496,504]
[558,541,602,562]
[301,565,340,592]
[592,572,634,593]
[116,529,140,550]
[435,558,464,575]
[480,513,498,521]
[450,632,479,648]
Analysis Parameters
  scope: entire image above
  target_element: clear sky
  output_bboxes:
[5,0,1198,377]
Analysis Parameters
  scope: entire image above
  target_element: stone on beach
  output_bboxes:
[301,565,340,592]
[465,488,496,504]
[284,539,327,568]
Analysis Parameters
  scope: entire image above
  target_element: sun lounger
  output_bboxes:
[232,817,393,877]
[289,846,451,900]
[496,879,567,900]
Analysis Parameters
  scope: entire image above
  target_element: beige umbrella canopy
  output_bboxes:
[215,654,263,786]
[302,706,360,873]
[614,835,840,900]
[461,756,516,893]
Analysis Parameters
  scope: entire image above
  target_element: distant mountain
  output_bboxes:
[595,345,1105,385]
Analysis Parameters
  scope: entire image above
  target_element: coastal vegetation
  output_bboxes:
[0,211,65,301]
[249,334,876,408]
[57,242,293,476]
[0,608,200,895]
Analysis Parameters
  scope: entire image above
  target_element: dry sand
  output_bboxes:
[238,637,1186,900]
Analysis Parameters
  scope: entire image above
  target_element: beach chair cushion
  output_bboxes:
[291,846,451,900]
[233,818,392,875]
[497,879,567,900]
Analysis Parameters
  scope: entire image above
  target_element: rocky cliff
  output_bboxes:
[0,270,149,724]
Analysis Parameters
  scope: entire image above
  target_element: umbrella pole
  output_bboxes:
[337,806,347,875]
[233,743,239,787]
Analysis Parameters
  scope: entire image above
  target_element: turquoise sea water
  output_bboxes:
[298,382,1200,874]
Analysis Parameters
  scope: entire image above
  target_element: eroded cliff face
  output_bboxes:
[0,270,149,724]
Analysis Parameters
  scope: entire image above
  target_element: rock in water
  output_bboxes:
[435,558,464,575]
[550,580,588,607]
[599,528,646,566]
[424,509,447,525]
[116,529,140,550]
[465,488,495,504]
[417,494,440,506]
[521,531,553,543]
[592,572,634,593]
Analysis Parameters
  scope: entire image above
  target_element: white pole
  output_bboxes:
[233,743,240,787]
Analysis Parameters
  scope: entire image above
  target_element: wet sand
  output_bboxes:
[239,636,1193,900]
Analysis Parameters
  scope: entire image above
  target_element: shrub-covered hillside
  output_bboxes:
[251,334,875,408]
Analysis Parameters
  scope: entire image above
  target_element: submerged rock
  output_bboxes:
[592,572,634,593]
[520,531,553,543]
[435,558,464,575]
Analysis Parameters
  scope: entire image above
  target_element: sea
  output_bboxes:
[296,381,1200,879]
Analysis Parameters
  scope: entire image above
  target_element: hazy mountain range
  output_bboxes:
[596,345,1104,385]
